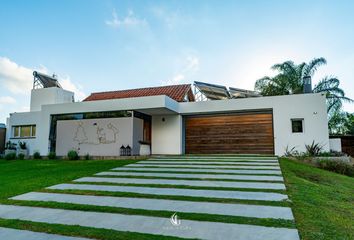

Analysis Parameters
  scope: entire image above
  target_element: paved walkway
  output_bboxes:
[4,155,299,240]
[115,167,283,174]
[95,171,284,181]
[0,205,298,240]
[12,192,294,219]
[73,176,286,189]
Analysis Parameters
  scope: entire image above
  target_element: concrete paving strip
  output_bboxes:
[0,205,299,240]
[11,192,294,220]
[74,177,286,190]
[48,184,289,201]
[154,156,277,160]
[0,227,89,240]
[149,158,279,163]
[139,161,279,166]
[126,164,281,170]
[96,171,284,181]
[113,167,282,175]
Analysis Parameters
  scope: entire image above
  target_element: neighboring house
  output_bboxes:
[6,72,330,156]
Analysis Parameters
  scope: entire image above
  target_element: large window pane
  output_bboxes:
[13,127,20,137]
[31,125,36,137]
[20,126,31,137]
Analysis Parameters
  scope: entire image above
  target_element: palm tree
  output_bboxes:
[255,57,353,114]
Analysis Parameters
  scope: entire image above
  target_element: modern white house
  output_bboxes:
[6,72,330,157]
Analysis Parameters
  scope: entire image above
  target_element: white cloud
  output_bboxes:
[0,57,33,94]
[0,56,85,100]
[162,54,200,85]
[60,76,86,100]
[0,96,16,104]
[106,9,147,28]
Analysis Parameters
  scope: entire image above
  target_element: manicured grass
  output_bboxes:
[280,158,354,240]
[0,158,293,239]
[0,159,138,200]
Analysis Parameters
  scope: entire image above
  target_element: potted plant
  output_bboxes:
[18,141,28,158]
[139,140,151,156]
[4,141,17,156]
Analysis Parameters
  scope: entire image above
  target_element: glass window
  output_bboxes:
[291,119,303,133]
[20,126,31,137]
[31,125,36,137]
[13,126,20,137]
[12,125,36,138]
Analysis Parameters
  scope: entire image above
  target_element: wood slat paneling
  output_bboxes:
[185,112,274,154]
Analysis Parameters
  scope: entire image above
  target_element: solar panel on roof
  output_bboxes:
[33,71,62,89]
[229,87,261,98]
[194,81,230,100]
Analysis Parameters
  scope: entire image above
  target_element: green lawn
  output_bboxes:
[280,158,354,240]
[0,158,352,240]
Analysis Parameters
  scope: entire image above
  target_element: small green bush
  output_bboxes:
[5,153,17,160]
[47,152,57,159]
[33,152,41,159]
[305,141,323,156]
[18,141,27,150]
[84,154,90,160]
[67,150,79,160]
[18,153,25,160]
[317,159,354,177]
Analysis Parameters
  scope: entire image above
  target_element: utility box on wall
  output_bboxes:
[0,124,6,154]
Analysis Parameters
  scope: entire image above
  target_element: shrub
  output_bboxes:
[18,141,27,150]
[67,150,79,160]
[317,159,354,177]
[84,154,90,160]
[5,152,17,160]
[5,141,16,150]
[47,152,57,159]
[18,153,25,160]
[284,145,299,157]
[33,151,41,159]
[305,141,323,156]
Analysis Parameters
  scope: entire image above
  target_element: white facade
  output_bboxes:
[30,87,74,111]
[6,86,329,156]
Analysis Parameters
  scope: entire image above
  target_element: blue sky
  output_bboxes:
[0,0,353,123]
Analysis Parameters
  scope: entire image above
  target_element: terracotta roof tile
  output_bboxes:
[83,84,194,102]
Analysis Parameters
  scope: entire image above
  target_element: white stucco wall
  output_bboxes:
[179,93,329,155]
[56,117,134,156]
[6,111,41,155]
[151,115,183,155]
[30,87,74,111]
[7,92,329,157]
[35,95,176,155]
[329,138,342,152]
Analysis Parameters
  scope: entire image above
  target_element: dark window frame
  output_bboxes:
[291,118,304,133]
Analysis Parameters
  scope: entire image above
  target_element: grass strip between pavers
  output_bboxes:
[2,199,296,229]
[0,218,185,240]
[92,174,284,183]
[38,188,290,207]
[69,181,287,193]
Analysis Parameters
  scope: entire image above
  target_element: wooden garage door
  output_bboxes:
[185,112,274,154]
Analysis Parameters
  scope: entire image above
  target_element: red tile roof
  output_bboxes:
[83,84,195,102]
